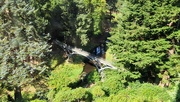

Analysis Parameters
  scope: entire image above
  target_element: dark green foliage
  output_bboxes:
[1,0,180,101]
[109,0,180,84]
[41,0,107,46]
[36,0,180,101]
[176,83,180,102]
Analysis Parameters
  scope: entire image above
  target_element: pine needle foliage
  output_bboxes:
[0,0,50,101]
[109,0,180,84]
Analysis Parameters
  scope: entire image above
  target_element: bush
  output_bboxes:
[109,83,172,102]
[91,86,105,98]
[87,70,101,83]
[90,83,172,102]
[53,87,88,102]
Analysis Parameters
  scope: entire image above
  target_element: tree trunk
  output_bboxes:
[14,86,23,102]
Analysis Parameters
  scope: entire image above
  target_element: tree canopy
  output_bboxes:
[0,0,50,101]
[0,0,180,101]
[109,0,180,85]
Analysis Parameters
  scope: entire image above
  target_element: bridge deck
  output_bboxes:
[54,40,117,70]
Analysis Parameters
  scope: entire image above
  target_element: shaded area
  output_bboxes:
[176,83,180,102]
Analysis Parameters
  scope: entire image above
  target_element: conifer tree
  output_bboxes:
[0,0,50,101]
[109,0,180,84]
[43,0,106,46]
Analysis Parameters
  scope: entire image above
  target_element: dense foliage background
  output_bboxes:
[0,0,180,102]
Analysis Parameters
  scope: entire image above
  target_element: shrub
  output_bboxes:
[113,83,172,102]
[53,87,88,102]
